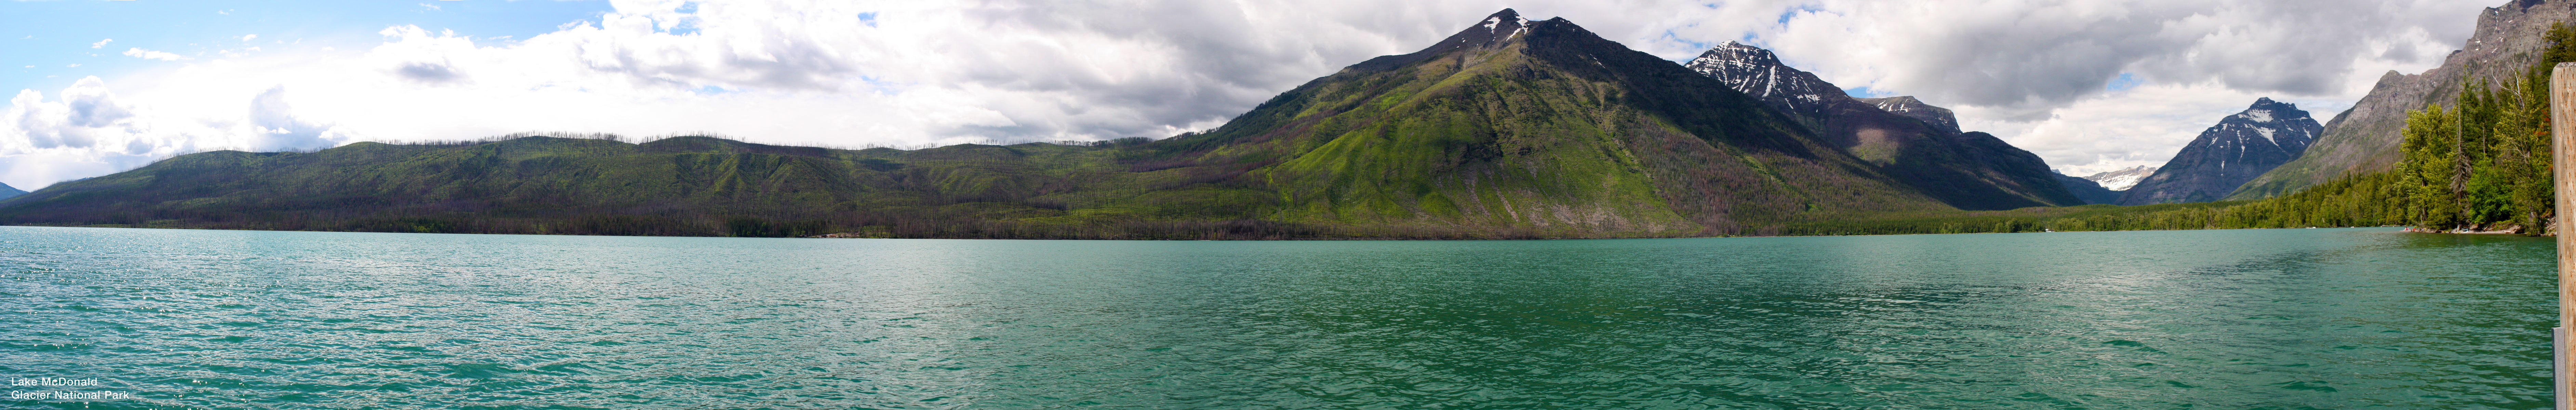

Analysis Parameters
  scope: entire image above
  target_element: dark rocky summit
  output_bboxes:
[1854,96,1961,135]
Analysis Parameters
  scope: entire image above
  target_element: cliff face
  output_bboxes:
[2229,0,2576,200]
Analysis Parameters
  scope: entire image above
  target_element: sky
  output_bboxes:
[0,0,2498,190]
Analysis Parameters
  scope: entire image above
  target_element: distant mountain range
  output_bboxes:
[2054,173,2122,205]
[2045,165,2158,205]
[2119,98,2322,205]
[2083,166,2157,191]
[0,182,23,201]
[2042,165,2158,205]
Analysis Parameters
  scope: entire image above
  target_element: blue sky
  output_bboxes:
[4,1,612,93]
[0,0,2497,190]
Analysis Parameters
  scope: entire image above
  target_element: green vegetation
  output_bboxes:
[0,135,1339,239]
[1775,176,2405,236]
[4,20,2562,240]
[0,18,1997,240]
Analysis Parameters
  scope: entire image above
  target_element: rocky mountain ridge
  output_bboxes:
[1685,40,1850,119]
[1854,96,1962,135]
[1681,40,2083,209]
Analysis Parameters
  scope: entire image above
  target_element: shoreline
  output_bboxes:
[0,223,2431,241]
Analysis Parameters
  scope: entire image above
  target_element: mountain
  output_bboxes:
[0,10,2091,239]
[1684,41,1848,121]
[1149,9,1968,236]
[1683,41,2083,209]
[2083,165,2157,191]
[2228,0,2576,200]
[2119,98,2323,205]
[2053,165,2155,205]
[2054,172,2122,204]
[0,136,1142,237]
[0,182,23,201]
[1854,96,1961,135]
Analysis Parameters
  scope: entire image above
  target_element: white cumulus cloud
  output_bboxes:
[0,76,353,189]
[121,47,188,61]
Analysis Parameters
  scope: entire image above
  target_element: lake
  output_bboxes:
[0,226,2555,409]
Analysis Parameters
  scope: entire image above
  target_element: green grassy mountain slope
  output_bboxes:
[0,10,2063,239]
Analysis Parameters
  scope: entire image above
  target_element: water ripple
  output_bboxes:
[0,227,2552,409]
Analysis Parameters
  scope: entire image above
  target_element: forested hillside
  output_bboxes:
[0,135,1297,238]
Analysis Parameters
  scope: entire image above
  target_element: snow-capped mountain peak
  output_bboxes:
[1681,41,1848,117]
[2115,97,2322,205]
[1480,14,1531,35]
[2083,166,2158,191]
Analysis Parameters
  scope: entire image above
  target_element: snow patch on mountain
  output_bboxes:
[2084,165,2157,191]
[1682,41,1848,117]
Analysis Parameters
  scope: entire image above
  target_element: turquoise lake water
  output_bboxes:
[0,226,2556,409]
